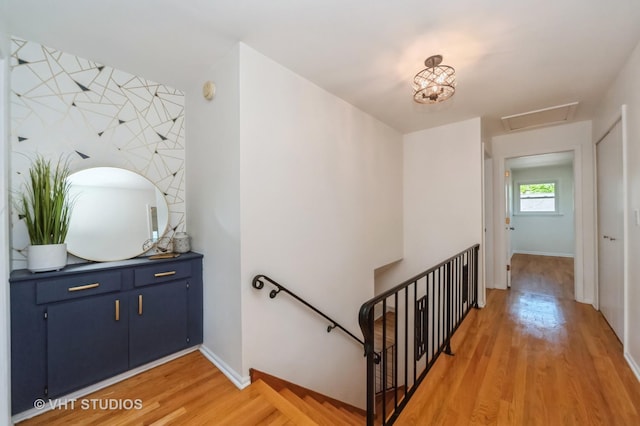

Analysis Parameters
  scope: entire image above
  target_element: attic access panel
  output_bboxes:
[501,102,578,132]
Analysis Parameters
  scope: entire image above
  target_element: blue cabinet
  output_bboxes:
[10,252,203,415]
[48,293,129,397]
[129,281,188,368]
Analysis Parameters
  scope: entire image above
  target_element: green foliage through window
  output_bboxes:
[517,181,557,213]
[520,183,555,196]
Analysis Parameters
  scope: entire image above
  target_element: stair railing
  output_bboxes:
[359,244,480,425]
[252,274,366,350]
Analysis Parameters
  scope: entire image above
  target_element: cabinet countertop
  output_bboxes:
[10,251,203,282]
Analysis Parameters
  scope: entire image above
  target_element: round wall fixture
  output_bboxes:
[203,81,216,101]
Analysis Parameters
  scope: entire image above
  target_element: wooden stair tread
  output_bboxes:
[321,401,362,425]
[339,406,366,424]
[251,368,366,416]
[278,388,339,426]
[303,395,356,425]
[214,392,280,425]
[252,379,319,425]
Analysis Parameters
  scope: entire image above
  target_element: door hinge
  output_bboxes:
[186,337,190,343]
[43,311,48,320]
[44,386,48,396]
[505,170,510,177]
[505,217,510,225]
[186,281,190,290]
[506,265,511,271]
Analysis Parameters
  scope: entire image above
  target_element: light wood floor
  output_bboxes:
[511,253,575,300]
[18,352,301,425]
[396,254,640,425]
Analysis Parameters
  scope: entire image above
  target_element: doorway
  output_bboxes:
[504,152,576,299]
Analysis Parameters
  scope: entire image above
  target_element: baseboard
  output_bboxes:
[199,345,250,390]
[512,250,574,258]
[625,351,640,383]
[11,346,199,424]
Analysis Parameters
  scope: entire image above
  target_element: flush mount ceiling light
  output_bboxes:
[412,55,456,104]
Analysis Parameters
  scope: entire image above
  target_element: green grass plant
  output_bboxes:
[18,156,73,245]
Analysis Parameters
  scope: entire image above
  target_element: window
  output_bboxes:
[517,181,558,213]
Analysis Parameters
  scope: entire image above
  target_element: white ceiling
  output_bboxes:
[6,0,640,136]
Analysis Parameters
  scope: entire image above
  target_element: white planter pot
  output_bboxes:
[27,244,68,273]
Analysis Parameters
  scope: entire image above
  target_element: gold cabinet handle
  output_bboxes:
[115,299,120,321]
[154,271,176,278]
[68,283,100,292]
[138,295,143,315]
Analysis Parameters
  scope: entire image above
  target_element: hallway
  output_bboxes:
[397,254,640,425]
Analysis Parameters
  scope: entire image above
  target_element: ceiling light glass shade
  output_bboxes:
[412,55,456,104]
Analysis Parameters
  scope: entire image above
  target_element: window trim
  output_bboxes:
[514,179,560,215]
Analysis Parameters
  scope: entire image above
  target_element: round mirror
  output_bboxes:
[66,167,169,262]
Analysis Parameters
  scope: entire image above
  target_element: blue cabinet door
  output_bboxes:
[129,281,188,368]
[47,294,129,397]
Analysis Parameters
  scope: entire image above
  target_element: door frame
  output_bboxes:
[0,52,12,424]
[594,105,628,348]
[497,145,583,301]
[482,149,494,305]
[504,167,513,289]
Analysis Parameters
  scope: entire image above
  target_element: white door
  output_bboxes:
[505,169,514,288]
[597,120,624,340]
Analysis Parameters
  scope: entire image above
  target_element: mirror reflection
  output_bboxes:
[66,167,169,262]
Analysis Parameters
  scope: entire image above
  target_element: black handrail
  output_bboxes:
[359,244,480,425]
[252,274,366,348]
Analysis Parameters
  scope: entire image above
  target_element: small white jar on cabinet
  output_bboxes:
[172,232,191,253]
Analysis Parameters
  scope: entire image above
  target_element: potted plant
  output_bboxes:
[17,155,73,272]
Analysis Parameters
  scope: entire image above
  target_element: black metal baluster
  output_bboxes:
[426,271,430,365]
[394,292,398,409]
[474,246,479,308]
[433,267,444,356]
[415,281,419,387]
[459,254,462,323]
[435,269,439,362]
[459,255,463,327]
[382,298,387,424]
[454,257,458,328]
[404,287,408,401]
[365,306,375,426]
[467,248,472,311]
[445,260,452,355]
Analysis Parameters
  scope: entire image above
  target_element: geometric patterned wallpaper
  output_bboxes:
[10,37,185,269]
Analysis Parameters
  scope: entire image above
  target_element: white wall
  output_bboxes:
[376,118,483,293]
[510,164,575,257]
[593,39,640,380]
[491,122,594,304]
[238,44,403,408]
[185,46,244,382]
